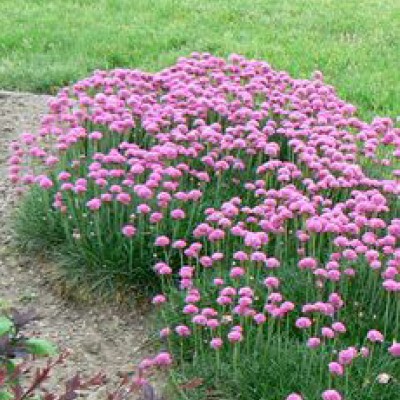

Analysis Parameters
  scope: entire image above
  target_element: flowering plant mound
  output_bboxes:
[9,53,400,399]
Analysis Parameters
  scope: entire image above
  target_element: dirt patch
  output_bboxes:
[0,91,156,397]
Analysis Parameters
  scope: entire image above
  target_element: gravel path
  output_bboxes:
[0,91,155,397]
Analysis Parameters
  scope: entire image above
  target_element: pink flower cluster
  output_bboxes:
[9,53,400,399]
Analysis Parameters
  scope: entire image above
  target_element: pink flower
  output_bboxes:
[281,301,295,312]
[328,362,344,376]
[238,287,253,297]
[210,337,223,349]
[338,347,357,365]
[153,352,173,366]
[265,258,280,269]
[264,277,280,288]
[86,198,102,211]
[286,394,303,400]
[250,251,266,262]
[173,240,187,249]
[38,176,53,189]
[321,327,335,339]
[150,212,163,224]
[217,296,232,306]
[200,256,213,268]
[307,337,321,348]
[221,286,237,296]
[175,325,191,337]
[183,304,198,314]
[158,265,172,275]
[138,358,154,370]
[206,319,220,329]
[295,317,312,329]
[192,315,207,325]
[383,279,400,292]
[298,257,317,270]
[171,209,186,220]
[227,329,243,343]
[388,343,400,357]
[137,203,151,214]
[58,171,71,181]
[201,307,218,317]
[230,267,245,278]
[343,249,357,260]
[88,131,102,140]
[155,236,170,246]
[253,313,266,325]
[268,292,283,303]
[152,294,167,305]
[159,327,171,338]
[244,232,267,248]
[367,329,384,343]
[208,229,225,241]
[321,389,342,400]
[328,293,344,309]
[179,266,193,278]
[134,185,153,199]
[211,252,224,261]
[331,322,346,333]
[233,251,248,261]
[122,225,136,237]
[327,270,341,281]
[213,277,224,286]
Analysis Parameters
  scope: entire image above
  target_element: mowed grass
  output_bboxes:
[0,0,399,121]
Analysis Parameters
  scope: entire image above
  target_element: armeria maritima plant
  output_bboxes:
[9,53,400,399]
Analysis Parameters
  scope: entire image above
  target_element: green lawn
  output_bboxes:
[0,0,399,120]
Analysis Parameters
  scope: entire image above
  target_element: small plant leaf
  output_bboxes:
[0,317,13,336]
[24,338,57,356]
[5,360,16,374]
[0,391,13,400]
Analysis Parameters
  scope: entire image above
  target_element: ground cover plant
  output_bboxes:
[9,54,400,399]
